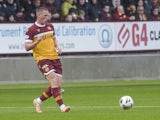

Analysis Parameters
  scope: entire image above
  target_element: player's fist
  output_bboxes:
[55,47,62,55]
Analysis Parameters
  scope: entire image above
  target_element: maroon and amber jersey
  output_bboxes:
[25,22,59,62]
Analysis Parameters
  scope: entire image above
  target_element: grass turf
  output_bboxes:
[0,80,160,120]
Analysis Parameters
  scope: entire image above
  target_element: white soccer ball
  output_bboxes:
[119,96,134,110]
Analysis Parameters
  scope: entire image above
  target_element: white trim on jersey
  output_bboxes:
[35,22,46,27]
[25,39,32,43]
[34,31,54,38]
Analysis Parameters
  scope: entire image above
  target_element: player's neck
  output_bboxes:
[35,21,46,27]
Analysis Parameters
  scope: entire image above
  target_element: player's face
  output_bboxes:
[38,10,49,24]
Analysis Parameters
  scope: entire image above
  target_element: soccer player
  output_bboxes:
[25,7,70,113]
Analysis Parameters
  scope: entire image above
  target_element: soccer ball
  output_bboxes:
[119,96,134,110]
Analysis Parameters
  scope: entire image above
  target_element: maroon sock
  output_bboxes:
[39,86,52,101]
[51,88,63,106]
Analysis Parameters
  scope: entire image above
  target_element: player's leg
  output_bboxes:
[33,83,64,105]
[33,83,64,113]
[33,86,52,113]
[33,60,53,113]
[57,76,65,93]
[46,72,70,112]
[33,59,70,113]
[56,76,69,112]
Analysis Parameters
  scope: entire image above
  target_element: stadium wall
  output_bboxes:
[0,54,160,84]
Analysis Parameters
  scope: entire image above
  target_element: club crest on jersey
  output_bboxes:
[47,26,52,30]
[37,29,40,32]
[42,64,49,72]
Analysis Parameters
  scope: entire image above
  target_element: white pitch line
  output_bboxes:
[0,106,160,109]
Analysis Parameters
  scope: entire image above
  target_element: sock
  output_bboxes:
[60,104,66,111]
[37,97,42,104]
[51,88,63,106]
[39,86,52,101]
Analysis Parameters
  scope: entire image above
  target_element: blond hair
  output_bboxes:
[36,7,48,13]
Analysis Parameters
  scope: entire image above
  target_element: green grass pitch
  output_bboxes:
[0,80,160,120]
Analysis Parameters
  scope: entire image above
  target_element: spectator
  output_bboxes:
[0,0,159,22]
[73,0,78,4]
[136,0,144,7]
[152,0,160,8]
[77,9,86,22]
[42,0,61,22]
[149,6,160,20]
[99,0,114,13]
[112,0,121,13]
[121,0,136,9]
[0,0,6,22]
[64,14,73,22]
[55,0,64,10]
[25,0,42,22]
[136,0,152,17]
[126,3,136,21]
[112,5,129,21]
[76,0,90,20]
[99,0,112,6]
[8,14,16,22]
[88,0,101,22]
[19,0,33,21]
[99,0,112,7]
[0,12,6,22]
[100,4,112,21]
[143,0,152,16]
[61,0,77,20]
[3,0,24,22]
[68,8,78,21]
[151,0,160,17]
[136,6,148,21]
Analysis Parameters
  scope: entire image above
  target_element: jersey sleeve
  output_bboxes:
[25,27,33,43]
[50,23,56,40]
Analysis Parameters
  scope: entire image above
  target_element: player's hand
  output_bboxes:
[37,36,43,43]
[55,47,62,55]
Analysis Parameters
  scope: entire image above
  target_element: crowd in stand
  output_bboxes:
[0,0,160,23]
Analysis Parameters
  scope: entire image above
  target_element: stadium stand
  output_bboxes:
[0,0,159,22]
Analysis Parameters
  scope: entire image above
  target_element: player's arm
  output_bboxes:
[54,38,62,54]
[25,36,42,51]
[51,24,62,54]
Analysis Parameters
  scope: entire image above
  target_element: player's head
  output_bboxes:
[36,7,49,25]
